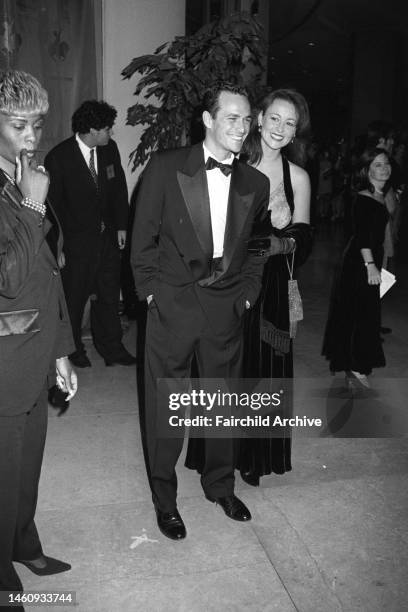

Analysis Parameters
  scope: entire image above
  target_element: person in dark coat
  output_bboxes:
[0,69,77,604]
[45,100,136,369]
[131,83,270,540]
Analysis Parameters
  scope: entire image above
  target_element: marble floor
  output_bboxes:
[20,222,408,612]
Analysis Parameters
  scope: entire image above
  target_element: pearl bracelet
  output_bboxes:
[21,196,46,217]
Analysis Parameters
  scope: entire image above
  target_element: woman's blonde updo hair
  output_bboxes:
[0,70,49,115]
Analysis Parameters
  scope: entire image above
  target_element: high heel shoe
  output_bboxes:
[345,370,370,394]
[240,469,260,487]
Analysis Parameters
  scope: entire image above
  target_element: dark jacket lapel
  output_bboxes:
[0,169,57,260]
[177,144,213,259]
[0,170,23,210]
[221,160,254,272]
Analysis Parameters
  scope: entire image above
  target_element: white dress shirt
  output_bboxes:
[76,133,98,174]
[203,144,234,258]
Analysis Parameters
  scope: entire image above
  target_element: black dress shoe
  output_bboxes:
[69,353,91,368]
[48,385,70,415]
[380,326,392,334]
[206,494,252,521]
[155,508,186,540]
[104,352,137,366]
[240,469,260,487]
[16,555,71,576]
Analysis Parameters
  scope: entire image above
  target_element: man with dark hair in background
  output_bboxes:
[132,83,270,540]
[45,100,136,373]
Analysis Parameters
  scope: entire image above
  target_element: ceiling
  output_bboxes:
[265,0,408,95]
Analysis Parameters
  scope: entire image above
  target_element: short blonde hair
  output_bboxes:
[0,70,49,115]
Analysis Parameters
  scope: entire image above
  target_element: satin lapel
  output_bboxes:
[177,145,213,258]
[221,162,254,273]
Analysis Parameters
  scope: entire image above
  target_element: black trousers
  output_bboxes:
[143,302,243,512]
[0,387,47,593]
[62,231,124,360]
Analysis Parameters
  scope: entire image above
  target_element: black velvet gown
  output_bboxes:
[322,193,388,374]
[185,157,313,477]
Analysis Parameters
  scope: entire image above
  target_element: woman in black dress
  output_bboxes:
[237,90,313,484]
[322,147,390,389]
[185,89,313,485]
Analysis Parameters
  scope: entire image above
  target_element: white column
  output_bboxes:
[102,0,185,193]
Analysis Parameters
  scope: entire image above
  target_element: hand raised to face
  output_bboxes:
[16,148,49,203]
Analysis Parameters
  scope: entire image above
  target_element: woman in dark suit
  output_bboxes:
[0,70,77,602]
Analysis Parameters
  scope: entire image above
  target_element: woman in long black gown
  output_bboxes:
[322,147,390,389]
[185,89,313,485]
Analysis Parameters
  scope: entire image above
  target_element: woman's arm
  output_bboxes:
[291,163,311,224]
[384,188,397,217]
[360,248,381,285]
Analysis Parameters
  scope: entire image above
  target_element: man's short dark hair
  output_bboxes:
[202,82,250,118]
[71,100,117,133]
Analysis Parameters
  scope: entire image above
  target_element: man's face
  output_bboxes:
[203,91,251,159]
[91,126,112,147]
[0,111,44,164]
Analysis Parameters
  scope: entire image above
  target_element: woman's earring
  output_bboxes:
[258,124,262,132]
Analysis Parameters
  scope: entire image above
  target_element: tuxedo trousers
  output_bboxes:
[143,300,243,512]
[62,230,124,361]
[0,387,47,593]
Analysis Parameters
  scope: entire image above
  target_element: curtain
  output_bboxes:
[0,0,98,158]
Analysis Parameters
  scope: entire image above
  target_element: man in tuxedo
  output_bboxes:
[45,100,136,369]
[131,83,269,540]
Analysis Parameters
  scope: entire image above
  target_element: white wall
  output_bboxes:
[102,0,185,196]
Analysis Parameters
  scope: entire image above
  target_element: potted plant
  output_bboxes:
[121,11,266,171]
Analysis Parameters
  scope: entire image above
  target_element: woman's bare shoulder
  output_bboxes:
[288,161,310,188]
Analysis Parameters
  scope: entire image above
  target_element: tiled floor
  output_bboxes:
[21,222,408,611]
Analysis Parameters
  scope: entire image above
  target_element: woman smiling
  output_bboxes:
[322,147,391,389]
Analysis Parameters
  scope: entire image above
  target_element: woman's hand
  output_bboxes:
[16,149,49,204]
[367,263,381,285]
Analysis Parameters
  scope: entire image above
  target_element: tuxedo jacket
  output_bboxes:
[45,137,129,257]
[0,171,75,416]
[131,143,270,335]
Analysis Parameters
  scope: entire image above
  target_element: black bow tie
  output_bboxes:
[205,156,233,176]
